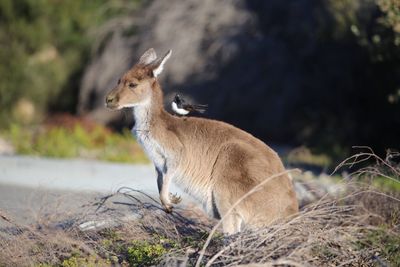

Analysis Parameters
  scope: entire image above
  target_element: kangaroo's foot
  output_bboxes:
[163,203,173,213]
[160,194,173,213]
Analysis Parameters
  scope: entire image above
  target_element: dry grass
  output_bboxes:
[193,196,393,267]
[0,188,214,267]
[0,149,399,266]
[0,211,95,266]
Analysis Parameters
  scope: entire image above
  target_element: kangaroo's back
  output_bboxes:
[170,115,299,229]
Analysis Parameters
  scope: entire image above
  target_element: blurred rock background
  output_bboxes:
[1,0,399,162]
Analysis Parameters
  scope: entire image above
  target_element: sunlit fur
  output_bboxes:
[105,49,299,235]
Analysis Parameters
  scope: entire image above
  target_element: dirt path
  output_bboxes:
[0,155,191,225]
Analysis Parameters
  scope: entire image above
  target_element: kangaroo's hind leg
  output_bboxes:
[212,143,254,235]
[213,190,243,234]
[222,212,243,235]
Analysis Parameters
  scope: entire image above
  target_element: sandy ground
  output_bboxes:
[0,155,159,192]
[0,155,193,225]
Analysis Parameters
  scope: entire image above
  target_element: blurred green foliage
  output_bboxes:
[2,123,148,163]
[0,0,139,127]
[372,176,400,191]
[300,0,400,153]
[326,0,400,62]
[378,0,400,37]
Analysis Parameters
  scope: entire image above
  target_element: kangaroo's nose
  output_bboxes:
[106,95,115,104]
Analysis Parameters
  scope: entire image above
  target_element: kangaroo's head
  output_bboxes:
[105,48,171,110]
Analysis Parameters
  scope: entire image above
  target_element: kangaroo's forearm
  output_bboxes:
[156,168,163,193]
[159,173,172,204]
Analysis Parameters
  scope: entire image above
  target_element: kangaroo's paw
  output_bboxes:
[169,193,182,204]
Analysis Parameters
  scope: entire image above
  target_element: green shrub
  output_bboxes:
[0,0,140,127]
[378,0,400,38]
[356,228,400,266]
[372,176,400,191]
[61,255,110,267]
[2,123,148,163]
[126,241,166,267]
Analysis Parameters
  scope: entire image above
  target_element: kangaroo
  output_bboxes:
[105,48,298,234]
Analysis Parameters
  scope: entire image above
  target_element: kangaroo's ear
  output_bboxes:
[151,50,172,78]
[139,48,157,65]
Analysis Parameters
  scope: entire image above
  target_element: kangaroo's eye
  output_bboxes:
[117,79,121,85]
[129,83,137,89]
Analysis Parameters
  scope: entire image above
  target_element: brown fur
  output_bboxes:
[105,49,298,234]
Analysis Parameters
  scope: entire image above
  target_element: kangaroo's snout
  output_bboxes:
[105,95,114,104]
[105,92,119,109]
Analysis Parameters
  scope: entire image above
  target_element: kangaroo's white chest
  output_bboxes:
[133,129,166,172]
[132,102,168,172]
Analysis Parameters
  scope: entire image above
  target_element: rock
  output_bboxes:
[293,171,348,207]
[78,0,392,149]
[78,0,255,127]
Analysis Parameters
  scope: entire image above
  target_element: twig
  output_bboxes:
[332,147,400,177]
[0,210,12,223]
